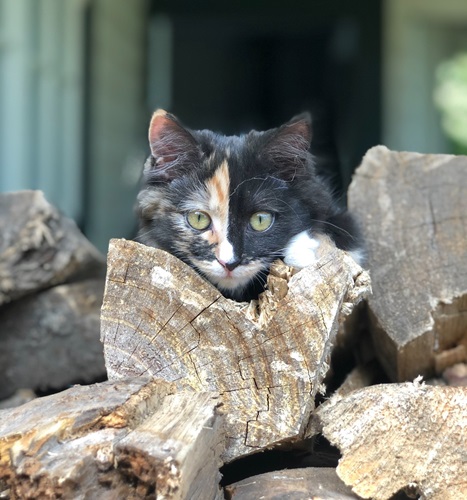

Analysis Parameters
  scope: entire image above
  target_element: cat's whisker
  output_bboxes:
[273,198,302,218]
[230,175,277,198]
[307,218,357,240]
[135,227,158,241]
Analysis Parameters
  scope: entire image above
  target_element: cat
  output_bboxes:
[136,109,364,302]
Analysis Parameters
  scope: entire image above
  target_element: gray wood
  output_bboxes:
[0,190,105,305]
[101,238,370,462]
[348,147,467,381]
[226,467,359,499]
[0,279,106,399]
[314,383,467,500]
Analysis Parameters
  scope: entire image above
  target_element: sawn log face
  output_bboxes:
[348,147,467,381]
[101,238,370,461]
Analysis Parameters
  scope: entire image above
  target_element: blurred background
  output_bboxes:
[1,0,466,251]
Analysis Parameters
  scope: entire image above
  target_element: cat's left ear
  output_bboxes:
[262,113,312,180]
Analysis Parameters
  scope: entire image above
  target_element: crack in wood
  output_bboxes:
[102,239,369,461]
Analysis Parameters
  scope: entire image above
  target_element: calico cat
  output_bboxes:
[136,109,364,302]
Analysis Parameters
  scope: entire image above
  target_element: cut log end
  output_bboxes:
[349,147,467,381]
[101,238,370,461]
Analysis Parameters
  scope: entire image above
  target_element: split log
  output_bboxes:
[101,239,370,462]
[0,279,106,399]
[225,467,359,499]
[348,147,467,381]
[0,378,224,500]
[313,382,467,500]
[0,190,105,305]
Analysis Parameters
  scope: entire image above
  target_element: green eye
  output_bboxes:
[187,210,211,230]
[250,211,274,232]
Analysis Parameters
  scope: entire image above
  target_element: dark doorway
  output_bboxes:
[148,0,381,196]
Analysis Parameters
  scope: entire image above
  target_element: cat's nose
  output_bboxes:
[218,259,241,271]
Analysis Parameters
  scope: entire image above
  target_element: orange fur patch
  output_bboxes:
[204,160,230,246]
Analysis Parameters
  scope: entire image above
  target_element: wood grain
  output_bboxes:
[315,382,467,500]
[348,147,467,381]
[101,238,370,461]
[0,378,224,499]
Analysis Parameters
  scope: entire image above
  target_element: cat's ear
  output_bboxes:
[262,113,312,180]
[146,109,201,182]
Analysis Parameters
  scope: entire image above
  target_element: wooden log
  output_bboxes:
[101,239,370,461]
[115,391,224,500]
[0,279,106,399]
[0,378,224,499]
[225,467,359,499]
[313,382,467,500]
[348,147,467,381]
[0,190,105,305]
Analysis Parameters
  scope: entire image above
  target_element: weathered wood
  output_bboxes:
[0,190,105,305]
[314,382,467,500]
[0,378,224,500]
[0,279,106,399]
[101,239,370,461]
[348,147,467,381]
[115,391,224,500]
[225,467,359,499]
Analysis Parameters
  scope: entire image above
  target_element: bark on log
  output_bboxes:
[225,467,359,499]
[313,382,467,500]
[348,147,467,381]
[101,239,370,461]
[0,279,106,399]
[0,378,224,500]
[0,190,105,305]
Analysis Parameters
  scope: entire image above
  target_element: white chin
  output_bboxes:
[213,275,251,291]
[191,259,264,291]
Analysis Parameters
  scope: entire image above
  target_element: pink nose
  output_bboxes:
[217,259,240,271]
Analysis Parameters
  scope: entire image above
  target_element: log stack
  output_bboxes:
[1,149,466,499]
[0,191,107,399]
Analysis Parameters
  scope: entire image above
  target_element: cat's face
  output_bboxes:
[137,110,318,301]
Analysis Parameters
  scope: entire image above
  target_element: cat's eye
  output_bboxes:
[250,211,274,232]
[187,210,212,230]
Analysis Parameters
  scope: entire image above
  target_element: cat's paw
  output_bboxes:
[283,230,320,269]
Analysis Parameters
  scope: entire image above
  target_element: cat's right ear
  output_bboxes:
[145,109,201,182]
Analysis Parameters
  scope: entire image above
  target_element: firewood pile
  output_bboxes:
[0,147,466,499]
[0,191,107,401]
